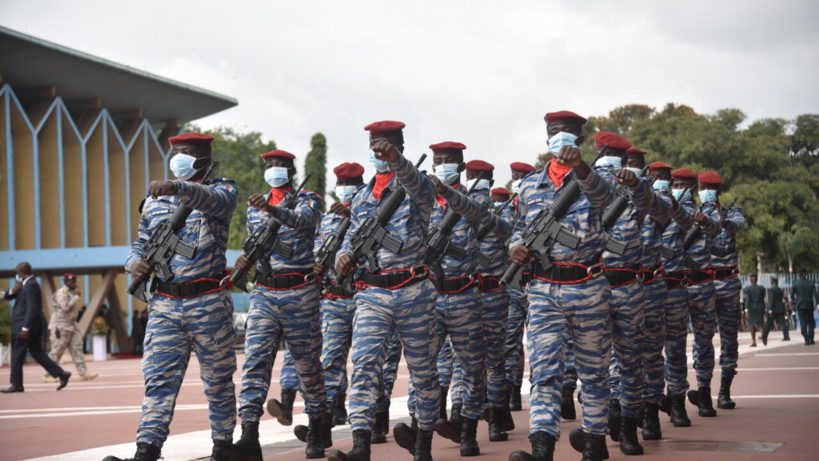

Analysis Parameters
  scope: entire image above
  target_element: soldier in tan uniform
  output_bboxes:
[43,274,98,383]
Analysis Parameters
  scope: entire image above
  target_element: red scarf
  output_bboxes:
[547,158,572,188]
[435,182,461,211]
[373,172,395,201]
[268,187,291,206]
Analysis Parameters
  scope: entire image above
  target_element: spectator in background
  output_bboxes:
[762,277,790,345]
[792,269,819,346]
[742,274,766,347]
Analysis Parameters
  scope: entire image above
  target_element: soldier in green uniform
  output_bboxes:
[792,269,819,346]
[742,274,766,347]
[761,277,790,345]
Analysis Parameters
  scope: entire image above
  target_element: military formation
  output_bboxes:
[97,111,807,461]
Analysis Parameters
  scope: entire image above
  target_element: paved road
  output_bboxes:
[0,331,816,461]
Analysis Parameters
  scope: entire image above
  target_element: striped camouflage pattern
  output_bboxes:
[378,328,403,414]
[593,166,644,268]
[505,286,528,388]
[437,337,454,390]
[513,164,613,438]
[139,290,237,446]
[712,204,745,379]
[320,296,356,408]
[280,348,298,391]
[641,276,668,403]
[342,153,441,432]
[126,178,238,282]
[127,177,239,447]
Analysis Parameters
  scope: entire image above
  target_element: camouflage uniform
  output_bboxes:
[512,165,612,439]
[237,188,327,423]
[280,348,299,392]
[337,154,441,433]
[45,286,89,378]
[504,198,529,398]
[125,177,239,448]
[710,204,745,379]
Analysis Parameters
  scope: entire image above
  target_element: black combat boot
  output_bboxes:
[582,431,610,461]
[499,403,516,431]
[460,417,480,456]
[434,403,463,443]
[641,401,662,440]
[439,386,449,422]
[508,431,556,461]
[371,410,388,444]
[717,377,736,409]
[488,406,508,442]
[328,429,371,461]
[305,415,326,459]
[619,416,644,455]
[688,386,716,417]
[510,383,522,411]
[561,385,577,420]
[333,392,348,426]
[294,424,308,443]
[669,393,691,427]
[210,439,232,461]
[607,398,622,442]
[266,388,297,426]
[232,420,263,461]
[102,442,161,461]
[414,429,434,461]
[393,417,418,455]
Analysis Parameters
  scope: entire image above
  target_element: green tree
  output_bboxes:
[304,133,328,210]
[778,225,812,274]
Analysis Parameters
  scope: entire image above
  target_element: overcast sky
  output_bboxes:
[2,0,818,188]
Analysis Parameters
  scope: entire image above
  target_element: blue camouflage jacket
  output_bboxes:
[709,202,745,268]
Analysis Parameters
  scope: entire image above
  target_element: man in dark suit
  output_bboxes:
[1,262,70,393]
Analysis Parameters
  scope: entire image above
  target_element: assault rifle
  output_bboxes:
[500,175,582,289]
[127,160,218,302]
[682,189,716,270]
[315,217,351,270]
[602,166,649,255]
[336,154,427,288]
[228,174,312,291]
[426,172,484,278]
[476,192,517,268]
[659,187,692,261]
[710,197,740,258]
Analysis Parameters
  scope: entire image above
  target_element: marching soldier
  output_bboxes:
[43,273,98,383]
[792,268,818,345]
[762,277,790,344]
[742,274,766,348]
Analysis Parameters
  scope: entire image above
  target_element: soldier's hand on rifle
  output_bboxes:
[430,175,448,195]
[371,140,399,162]
[248,194,275,215]
[335,253,357,276]
[616,168,639,187]
[329,202,351,217]
[313,262,327,277]
[148,180,177,199]
[509,245,532,266]
[694,211,708,223]
[130,259,153,281]
[234,254,253,273]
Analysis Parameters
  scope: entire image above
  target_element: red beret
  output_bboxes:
[63,273,77,281]
[626,147,646,157]
[261,150,296,160]
[364,120,406,137]
[595,132,632,150]
[672,167,697,180]
[429,141,467,154]
[510,162,537,173]
[333,162,365,180]
[698,171,723,186]
[465,160,494,173]
[648,162,672,173]
[544,110,587,126]
[491,187,511,198]
[169,132,214,146]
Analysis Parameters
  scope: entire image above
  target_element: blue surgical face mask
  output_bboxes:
[434,163,460,185]
[699,189,718,203]
[169,153,198,180]
[548,131,578,155]
[625,167,643,177]
[653,179,670,191]
[672,188,692,201]
[368,149,391,173]
[494,201,505,208]
[336,185,357,204]
[595,156,622,170]
[264,167,290,188]
[511,179,522,194]
[466,178,491,191]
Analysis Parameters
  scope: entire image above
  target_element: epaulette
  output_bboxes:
[211,177,236,185]
[299,190,323,201]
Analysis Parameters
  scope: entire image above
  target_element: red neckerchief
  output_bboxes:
[373,172,395,201]
[547,158,572,188]
[435,182,461,210]
[268,187,292,206]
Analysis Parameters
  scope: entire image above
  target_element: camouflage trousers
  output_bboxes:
[45,324,88,378]
[527,275,612,438]
[607,280,646,418]
[641,275,668,403]
[280,348,298,391]
[437,337,454,389]
[138,291,236,447]
[713,277,741,379]
[687,281,717,388]
[451,288,509,407]
[320,296,356,411]
[238,283,326,422]
[348,279,440,432]
[505,287,528,387]
[562,337,577,388]
[377,328,402,414]
[664,286,690,396]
